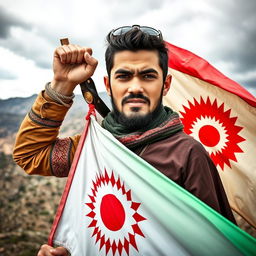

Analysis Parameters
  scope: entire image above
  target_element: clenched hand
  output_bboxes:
[51,44,98,96]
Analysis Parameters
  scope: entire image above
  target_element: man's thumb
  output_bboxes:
[50,246,69,256]
[84,52,98,76]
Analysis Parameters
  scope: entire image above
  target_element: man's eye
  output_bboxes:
[116,74,129,79]
[143,74,156,79]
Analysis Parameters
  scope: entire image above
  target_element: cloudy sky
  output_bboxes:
[0,0,255,99]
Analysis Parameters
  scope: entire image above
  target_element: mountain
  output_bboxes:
[0,92,111,154]
[0,94,37,115]
[0,92,111,116]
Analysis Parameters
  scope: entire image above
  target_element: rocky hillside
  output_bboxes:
[0,153,66,255]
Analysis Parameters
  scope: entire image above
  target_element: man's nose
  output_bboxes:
[127,80,144,94]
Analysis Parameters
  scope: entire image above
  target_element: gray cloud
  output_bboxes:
[209,0,256,91]
[0,5,52,69]
[162,0,256,92]
[0,6,30,38]
[210,0,256,73]
[243,80,256,90]
[0,36,53,69]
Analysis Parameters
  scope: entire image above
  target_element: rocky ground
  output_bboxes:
[0,153,66,255]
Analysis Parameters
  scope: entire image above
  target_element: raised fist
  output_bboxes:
[51,44,98,95]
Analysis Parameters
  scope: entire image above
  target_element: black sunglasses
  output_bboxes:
[111,25,163,40]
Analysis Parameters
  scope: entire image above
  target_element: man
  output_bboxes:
[13,25,236,256]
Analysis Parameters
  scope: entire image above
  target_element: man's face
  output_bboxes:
[104,50,171,126]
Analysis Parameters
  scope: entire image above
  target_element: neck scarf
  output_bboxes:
[102,105,183,149]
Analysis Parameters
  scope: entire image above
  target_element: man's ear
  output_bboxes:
[104,76,111,96]
[163,74,172,96]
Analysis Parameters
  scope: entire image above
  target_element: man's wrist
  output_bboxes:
[51,79,76,96]
[45,82,74,107]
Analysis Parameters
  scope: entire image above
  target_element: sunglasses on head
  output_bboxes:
[110,25,163,40]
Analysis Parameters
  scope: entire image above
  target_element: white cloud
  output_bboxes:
[0,26,53,68]
[0,47,51,98]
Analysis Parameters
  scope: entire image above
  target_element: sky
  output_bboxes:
[0,0,255,99]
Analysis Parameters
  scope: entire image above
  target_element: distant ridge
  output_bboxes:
[0,91,111,152]
[0,92,111,115]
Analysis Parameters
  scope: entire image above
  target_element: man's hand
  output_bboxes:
[51,44,98,96]
[37,244,69,256]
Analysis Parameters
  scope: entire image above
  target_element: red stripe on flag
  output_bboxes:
[166,42,256,107]
[48,117,92,246]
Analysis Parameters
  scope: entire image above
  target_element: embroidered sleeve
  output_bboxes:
[28,109,62,127]
[50,138,73,177]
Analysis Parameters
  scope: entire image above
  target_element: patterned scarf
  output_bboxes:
[102,105,183,149]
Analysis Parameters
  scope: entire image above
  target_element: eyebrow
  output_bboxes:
[139,68,158,75]
[114,68,158,75]
[114,69,134,75]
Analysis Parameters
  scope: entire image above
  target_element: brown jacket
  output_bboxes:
[13,91,236,223]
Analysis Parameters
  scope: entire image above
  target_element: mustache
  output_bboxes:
[121,94,150,106]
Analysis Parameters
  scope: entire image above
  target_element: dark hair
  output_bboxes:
[105,27,168,80]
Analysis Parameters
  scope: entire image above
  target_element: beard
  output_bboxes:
[110,90,164,131]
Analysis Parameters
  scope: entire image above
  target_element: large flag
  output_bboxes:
[48,114,255,255]
[164,42,256,228]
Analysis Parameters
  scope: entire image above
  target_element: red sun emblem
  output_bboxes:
[180,97,245,170]
[85,169,146,255]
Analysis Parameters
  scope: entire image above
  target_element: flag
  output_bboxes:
[48,114,255,255]
[164,42,256,228]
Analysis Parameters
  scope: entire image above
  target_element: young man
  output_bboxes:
[13,25,236,255]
